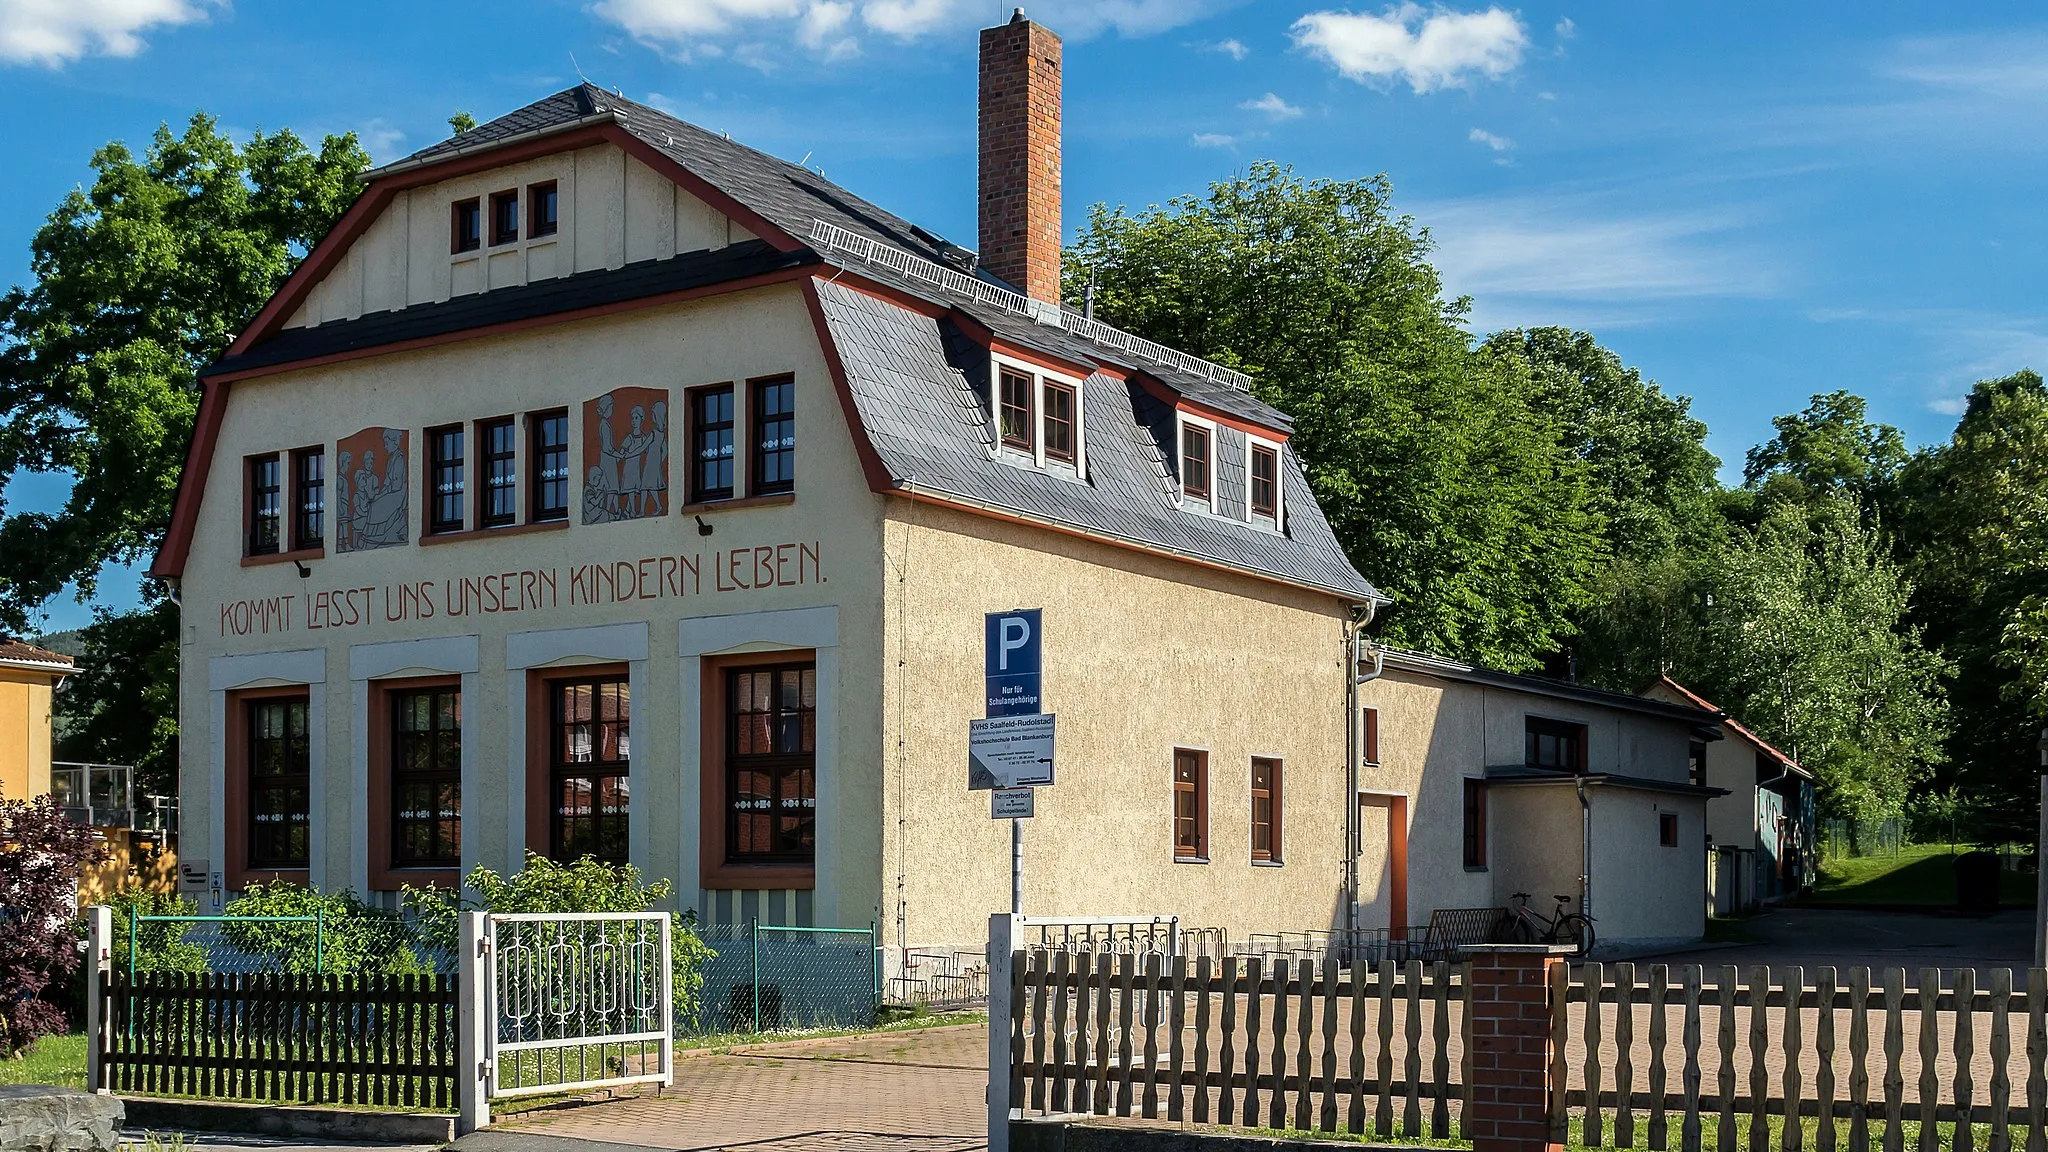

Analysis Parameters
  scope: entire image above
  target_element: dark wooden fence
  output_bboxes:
[99,971,458,1109]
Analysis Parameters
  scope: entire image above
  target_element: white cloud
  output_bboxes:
[0,0,218,67]
[1241,92,1302,120]
[594,0,1225,59]
[1467,126,1511,151]
[1291,3,1527,93]
[1191,132,1239,148]
[355,119,407,164]
[1927,396,1969,417]
[1553,16,1574,39]
[1207,37,1249,60]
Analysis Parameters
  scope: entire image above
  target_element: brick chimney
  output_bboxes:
[978,8,1062,304]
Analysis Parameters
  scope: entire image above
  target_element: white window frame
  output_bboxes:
[1176,411,1220,515]
[1245,433,1286,528]
[990,351,1086,478]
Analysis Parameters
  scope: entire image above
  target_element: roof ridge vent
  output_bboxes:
[808,217,1251,392]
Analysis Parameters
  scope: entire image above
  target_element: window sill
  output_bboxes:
[1465,865,1489,873]
[241,547,324,568]
[1174,855,1210,865]
[419,520,570,546]
[680,492,796,515]
[1252,859,1285,868]
[702,862,815,890]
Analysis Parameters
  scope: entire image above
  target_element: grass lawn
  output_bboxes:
[0,1032,86,1090]
[1814,842,2035,907]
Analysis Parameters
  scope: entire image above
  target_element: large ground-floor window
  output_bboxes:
[390,686,461,867]
[246,695,311,869]
[725,663,816,864]
[550,675,630,864]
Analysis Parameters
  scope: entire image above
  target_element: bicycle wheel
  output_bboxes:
[1495,912,1536,945]
[1555,915,1595,958]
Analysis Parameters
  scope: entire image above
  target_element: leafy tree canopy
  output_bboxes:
[1066,163,1602,669]
[0,113,366,628]
[1742,390,1907,521]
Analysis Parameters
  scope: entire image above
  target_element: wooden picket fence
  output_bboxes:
[1565,963,2048,1150]
[99,971,459,1109]
[1010,951,1470,1140]
[1007,952,2048,1148]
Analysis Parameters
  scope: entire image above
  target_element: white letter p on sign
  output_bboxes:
[998,616,1031,670]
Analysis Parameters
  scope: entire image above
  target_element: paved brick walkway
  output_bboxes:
[492,1025,990,1152]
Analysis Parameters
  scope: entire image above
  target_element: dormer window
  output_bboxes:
[1044,381,1076,463]
[1250,443,1278,517]
[999,368,1033,450]
[489,190,520,246]
[1181,422,1211,500]
[451,199,481,253]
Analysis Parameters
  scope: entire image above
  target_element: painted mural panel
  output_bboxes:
[336,427,410,552]
[583,387,669,523]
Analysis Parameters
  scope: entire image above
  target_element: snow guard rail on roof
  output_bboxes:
[806,218,1254,394]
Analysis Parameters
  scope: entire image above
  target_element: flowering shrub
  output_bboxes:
[0,792,104,1056]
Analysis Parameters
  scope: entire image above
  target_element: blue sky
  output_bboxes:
[3,1,2043,631]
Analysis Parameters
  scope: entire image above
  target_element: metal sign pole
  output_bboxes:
[1012,819,1024,915]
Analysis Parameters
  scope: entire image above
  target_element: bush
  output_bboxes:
[105,886,207,975]
[404,852,716,1027]
[220,881,428,975]
[0,793,104,1056]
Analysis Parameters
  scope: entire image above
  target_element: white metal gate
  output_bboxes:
[483,912,674,1102]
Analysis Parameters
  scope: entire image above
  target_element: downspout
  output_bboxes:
[1345,601,1383,936]
[1577,776,1593,930]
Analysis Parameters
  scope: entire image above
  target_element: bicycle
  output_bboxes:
[1493,891,1595,957]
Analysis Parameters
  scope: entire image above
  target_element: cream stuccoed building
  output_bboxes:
[150,15,1392,963]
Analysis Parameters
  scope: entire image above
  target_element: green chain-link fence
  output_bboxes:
[691,920,879,1036]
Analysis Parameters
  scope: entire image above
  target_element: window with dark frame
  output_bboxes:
[528,181,558,237]
[529,410,569,522]
[750,376,796,496]
[1181,423,1211,500]
[451,198,481,253]
[725,663,818,864]
[688,384,736,503]
[1250,757,1281,862]
[428,425,465,534]
[1525,716,1588,773]
[1044,380,1076,463]
[998,368,1034,451]
[479,417,517,528]
[247,696,310,869]
[1363,706,1381,767]
[1173,748,1208,860]
[1688,740,1707,789]
[390,687,461,867]
[1462,778,1488,869]
[489,190,520,246]
[550,677,630,864]
[1250,443,1279,517]
[247,454,282,555]
[291,448,324,551]
[1659,811,1680,848]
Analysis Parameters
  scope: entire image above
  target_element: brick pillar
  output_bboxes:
[978,9,1062,303]
[1465,945,1572,1152]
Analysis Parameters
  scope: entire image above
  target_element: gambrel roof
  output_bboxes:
[153,87,1378,605]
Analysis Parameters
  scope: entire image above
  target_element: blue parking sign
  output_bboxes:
[985,609,1042,716]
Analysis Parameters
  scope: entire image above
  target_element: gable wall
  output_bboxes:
[286,144,755,329]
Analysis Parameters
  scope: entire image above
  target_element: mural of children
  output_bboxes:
[581,388,669,524]
[595,393,620,518]
[583,465,616,524]
[334,451,353,551]
[365,427,409,545]
[618,404,652,518]
[336,428,409,551]
[647,401,669,516]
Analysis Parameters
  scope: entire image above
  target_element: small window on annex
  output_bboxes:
[1525,717,1587,773]
[247,696,311,870]
[528,182,558,238]
[1173,748,1208,860]
[550,677,630,864]
[1181,423,1211,500]
[489,190,520,246]
[1362,706,1381,767]
[529,410,570,522]
[688,384,736,503]
[451,198,481,254]
[726,664,818,864]
[1462,778,1487,869]
[391,688,461,868]
[1250,757,1282,863]
[247,454,283,556]
[1659,811,1681,848]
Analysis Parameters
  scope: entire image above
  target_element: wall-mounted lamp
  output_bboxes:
[694,515,714,537]
[292,559,312,579]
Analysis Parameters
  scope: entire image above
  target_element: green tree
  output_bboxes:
[1899,370,2048,830]
[53,601,179,799]
[1066,163,1602,668]
[1742,390,1907,524]
[1482,328,1723,687]
[0,114,366,766]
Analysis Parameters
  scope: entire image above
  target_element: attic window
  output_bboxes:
[1250,443,1279,518]
[999,369,1034,451]
[1044,382,1076,463]
[490,190,520,246]
[1181,422,1211,500]
[451,199,481,253]
[529,182,558,238]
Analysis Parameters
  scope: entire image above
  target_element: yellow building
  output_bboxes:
[148,15,1391,962]
[1,637,72,804]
